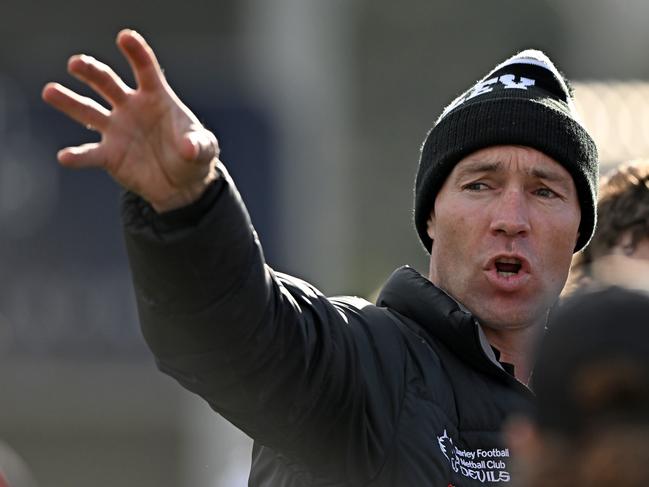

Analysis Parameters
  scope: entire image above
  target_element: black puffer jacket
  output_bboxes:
[122,165,533,486]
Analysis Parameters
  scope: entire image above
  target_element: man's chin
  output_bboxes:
[471,303,545,331]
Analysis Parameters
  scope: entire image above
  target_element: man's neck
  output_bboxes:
[482,324,542,385]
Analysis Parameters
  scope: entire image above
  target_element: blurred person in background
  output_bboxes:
[42,30,598,486]
[565,159,649,294]
[506,286,649,487]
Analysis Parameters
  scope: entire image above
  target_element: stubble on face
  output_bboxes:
[426,145,581,332]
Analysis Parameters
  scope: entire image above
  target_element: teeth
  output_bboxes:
[497,271,517,277]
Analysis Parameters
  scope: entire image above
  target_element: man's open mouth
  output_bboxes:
[495,258,522,277]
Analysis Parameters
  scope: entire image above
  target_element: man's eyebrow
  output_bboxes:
[454,161,502,178]
[455,161,571,184]
[528,167,571,184]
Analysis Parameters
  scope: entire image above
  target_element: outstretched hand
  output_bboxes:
[42,29,219,213]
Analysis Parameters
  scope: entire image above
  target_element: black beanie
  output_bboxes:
[414,49,599,253]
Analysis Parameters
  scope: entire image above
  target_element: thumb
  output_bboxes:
[181,129,219,165]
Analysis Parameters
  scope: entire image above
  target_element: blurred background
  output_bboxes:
[1,0,649,485]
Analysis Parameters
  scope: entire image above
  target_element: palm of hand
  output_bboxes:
[102,89,206,206]
[43,29,218,212]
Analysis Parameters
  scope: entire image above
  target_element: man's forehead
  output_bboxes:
[452,146,573,180]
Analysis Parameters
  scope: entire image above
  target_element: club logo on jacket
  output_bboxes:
[436,429,511,483]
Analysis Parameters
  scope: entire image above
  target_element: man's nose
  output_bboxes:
[489,190,531,237]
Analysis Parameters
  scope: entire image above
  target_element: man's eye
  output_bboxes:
[534,187,558,198]
[463,182,489,191]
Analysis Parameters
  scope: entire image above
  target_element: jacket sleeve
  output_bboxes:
[121,164,405,481]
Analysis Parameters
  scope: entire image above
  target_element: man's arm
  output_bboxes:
[43,30,404,480]
[121,161,402,480]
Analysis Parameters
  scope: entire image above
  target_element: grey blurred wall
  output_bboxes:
[2,1,649,485]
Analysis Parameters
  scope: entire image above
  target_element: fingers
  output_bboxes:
[42,82,110,131]
[116,29,164,92]
[180,130,220,164]
[67,54,132,107]
[57,142,105,169]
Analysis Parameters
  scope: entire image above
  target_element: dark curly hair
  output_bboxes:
[566,160,649,293]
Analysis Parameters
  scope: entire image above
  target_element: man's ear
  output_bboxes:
[426,211,436,242]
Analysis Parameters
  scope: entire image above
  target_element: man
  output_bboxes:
[43,30,598,486]
[566,159,649,293]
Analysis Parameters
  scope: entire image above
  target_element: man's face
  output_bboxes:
[427,145,581,330]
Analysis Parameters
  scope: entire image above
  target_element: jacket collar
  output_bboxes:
[376,266,508,379]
